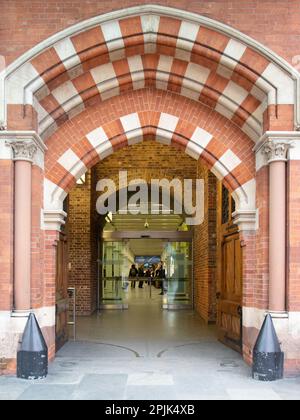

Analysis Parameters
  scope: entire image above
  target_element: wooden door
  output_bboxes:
[55,232,69,351]
[217,231,243,353]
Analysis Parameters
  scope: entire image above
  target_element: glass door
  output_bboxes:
[162,241,193,309]
[99,235,193,310]
[100,240,134,309]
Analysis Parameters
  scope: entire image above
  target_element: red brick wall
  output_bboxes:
[254,166,269,310]
[68,171,97,315]
[193,166,217,323]
[44,230,60,308]
[287,160,300,312]
[1,0,299,67]
[31,165,44,309]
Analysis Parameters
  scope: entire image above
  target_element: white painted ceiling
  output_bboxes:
[128,239,167,256]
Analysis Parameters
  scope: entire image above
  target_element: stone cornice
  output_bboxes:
[232,209,258,232]
[43,209,67,232]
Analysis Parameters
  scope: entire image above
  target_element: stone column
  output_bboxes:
[263,140,291,313]
[9,140,37,313]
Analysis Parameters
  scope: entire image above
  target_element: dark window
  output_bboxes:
[231,197,236,214]
[222,185,229,224]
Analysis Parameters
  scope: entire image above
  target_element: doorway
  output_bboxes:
[99,234,193,311]
[54,147,243,358]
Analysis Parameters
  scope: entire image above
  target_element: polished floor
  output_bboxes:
[73,286,218,356]
[0,286,299,400]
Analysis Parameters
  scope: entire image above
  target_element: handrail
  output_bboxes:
[67,287,76,341]
[102,276,190,282]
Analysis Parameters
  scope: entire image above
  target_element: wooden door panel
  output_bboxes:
[224,240,235,299]
[55,233,69,351]
[232,316,241,337]
[234,238,243,297]
[218,232,243,353]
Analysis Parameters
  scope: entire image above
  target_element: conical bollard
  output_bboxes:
[17,313,48,380]
[252,314,284,381]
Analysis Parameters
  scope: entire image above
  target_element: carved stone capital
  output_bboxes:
[6,140,38,163]
[1,131,47,164]
[262,140,292,164]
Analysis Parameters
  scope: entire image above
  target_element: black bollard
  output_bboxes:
[17,313,48,380]
[252,313,284,381]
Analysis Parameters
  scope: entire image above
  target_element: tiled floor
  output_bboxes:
[0,287,299,400]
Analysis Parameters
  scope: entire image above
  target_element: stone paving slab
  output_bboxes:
[226,388,282,401]
[18,384,76,401]
[1,305,299,400]
[125,385,178,400]
[1,358,299,400]
[72,374,128,400]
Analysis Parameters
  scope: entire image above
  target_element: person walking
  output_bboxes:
[156,261,166,295]
[138,265,145,289]
[129,264,138,288]
[145,268,151,285]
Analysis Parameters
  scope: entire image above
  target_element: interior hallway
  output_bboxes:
[1,288,299,400]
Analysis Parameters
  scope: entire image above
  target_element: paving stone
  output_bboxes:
[18,385,76,401]
[127,373,174,386]
[72,374,128,400]
[226,388,282,401]
[125,385,177,400]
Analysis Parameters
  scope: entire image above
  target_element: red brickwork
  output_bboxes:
[31,165,44,309]
[44,89,255,196]
[4,4,293,141]
[1,0,299,68]
[68,171,98,315]
[253,167,269,310]
[287,161,300,312]
[43,230,60,308]
[193,167,217,323]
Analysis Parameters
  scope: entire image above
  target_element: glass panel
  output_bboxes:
[101,241,134,307]
[231,196,236,215]
[162,241,193,308]
[222,185,230,225]
[100,238,193,309]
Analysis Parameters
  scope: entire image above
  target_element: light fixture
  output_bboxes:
[144,218,150,229]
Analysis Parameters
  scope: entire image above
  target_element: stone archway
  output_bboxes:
[1,5,300,375]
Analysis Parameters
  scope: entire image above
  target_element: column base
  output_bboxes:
[266,311,289,319]
[11,310,31,318]
[243,307,300,377]
[0,308,56,376]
